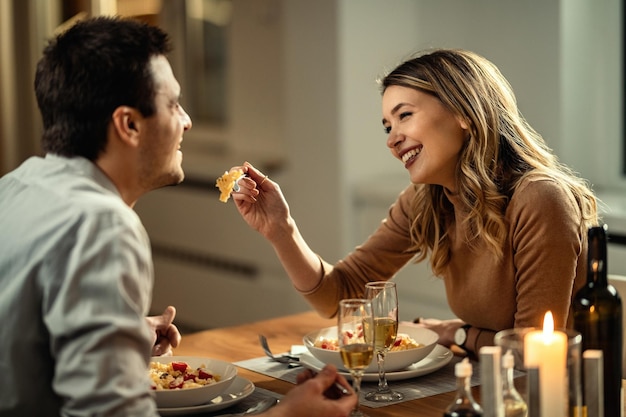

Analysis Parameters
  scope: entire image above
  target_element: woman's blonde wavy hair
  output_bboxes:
[379,49,598,276]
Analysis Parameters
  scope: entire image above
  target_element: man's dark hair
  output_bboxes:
[34,16,172,160]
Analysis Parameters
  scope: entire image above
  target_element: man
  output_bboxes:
[0,16,354,417]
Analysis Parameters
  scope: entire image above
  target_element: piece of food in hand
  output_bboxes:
[215,169,244,203]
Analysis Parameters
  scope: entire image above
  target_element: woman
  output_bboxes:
[229,49,598,356]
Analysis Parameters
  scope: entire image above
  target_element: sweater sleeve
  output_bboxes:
[461,177,585,356]
[508,177,584,330]
[300,184,419,317]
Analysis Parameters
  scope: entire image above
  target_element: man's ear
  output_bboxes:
[111,106,141,147]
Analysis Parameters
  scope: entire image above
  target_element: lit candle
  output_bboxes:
[524,311,568,417]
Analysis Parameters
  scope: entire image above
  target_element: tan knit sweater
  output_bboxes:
[300,176,587,355]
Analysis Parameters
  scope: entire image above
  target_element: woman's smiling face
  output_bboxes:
[382,85,468,193]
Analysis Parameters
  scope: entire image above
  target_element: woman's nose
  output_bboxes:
[386,131,404,149]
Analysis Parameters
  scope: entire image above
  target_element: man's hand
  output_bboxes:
[146,305,182,356]
[263,365,355,417]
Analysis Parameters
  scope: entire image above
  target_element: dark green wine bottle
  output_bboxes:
[573,224,623,417]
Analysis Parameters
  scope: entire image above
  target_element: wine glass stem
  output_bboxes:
[376,351,391,393]
[352,374,363,414]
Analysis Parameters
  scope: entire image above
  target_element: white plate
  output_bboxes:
[157,376,255,416]
[300,344,453,382]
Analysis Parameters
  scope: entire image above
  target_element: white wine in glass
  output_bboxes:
[364,281,404,402]
[338,299,375,417]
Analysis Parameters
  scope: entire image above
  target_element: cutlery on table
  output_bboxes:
[258,334,301,365]
[258,334,351,397]
[220,397,278,416]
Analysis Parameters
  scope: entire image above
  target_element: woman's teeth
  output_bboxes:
[402,148,421,164]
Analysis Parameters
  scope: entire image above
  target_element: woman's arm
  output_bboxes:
[230,162,326,293]
[230,162,417,317]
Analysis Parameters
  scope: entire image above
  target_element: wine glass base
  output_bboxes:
[364,390,404,402]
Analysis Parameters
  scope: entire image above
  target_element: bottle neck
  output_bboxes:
[589,262,608,287]
[587,226,608,287]
[456,375,471,393]
[504,365,515,386]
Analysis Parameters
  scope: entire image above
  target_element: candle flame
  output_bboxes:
[542,311,554,337]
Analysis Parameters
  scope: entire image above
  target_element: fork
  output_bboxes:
[259,335,351,396]
[258,334,301,365]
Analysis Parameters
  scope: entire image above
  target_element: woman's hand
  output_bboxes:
[145,305,181,356]
[404,317,465,348]
[228,161,327,293]
[230,162,291,242]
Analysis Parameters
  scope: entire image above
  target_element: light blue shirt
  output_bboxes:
[0,154,158,416]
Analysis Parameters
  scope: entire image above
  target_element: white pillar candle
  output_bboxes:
[524,311,568,417]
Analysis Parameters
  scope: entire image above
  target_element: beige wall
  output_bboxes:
[0,0,60,175]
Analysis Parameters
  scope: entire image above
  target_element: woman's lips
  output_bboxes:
[401,146,422,165]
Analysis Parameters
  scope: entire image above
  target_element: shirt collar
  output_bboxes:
[44,153,121,198]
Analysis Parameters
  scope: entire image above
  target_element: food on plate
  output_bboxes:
[149,360,222,390]
[391,333,424,351]
[314,332,422,352]
[215,169,244,203]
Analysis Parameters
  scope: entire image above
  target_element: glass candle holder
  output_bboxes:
[495,327,582,417]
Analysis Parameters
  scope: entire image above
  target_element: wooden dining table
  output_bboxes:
[173,310,469,417]
[174,310,626,416]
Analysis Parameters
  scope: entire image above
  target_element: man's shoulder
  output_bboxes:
[1,156,140,239]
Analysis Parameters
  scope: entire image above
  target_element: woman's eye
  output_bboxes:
[399,111,412,120]
[383,126,391,134]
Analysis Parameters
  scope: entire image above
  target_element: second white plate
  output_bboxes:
[157,376,255,416]
[300,344,453,382]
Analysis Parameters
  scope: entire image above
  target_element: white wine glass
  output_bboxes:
[364,281,404,402]
[338,299,375,417]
